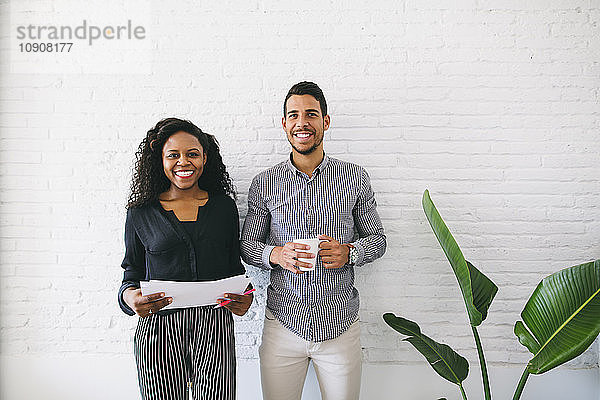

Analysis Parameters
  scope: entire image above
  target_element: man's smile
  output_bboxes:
[293,129,315,142]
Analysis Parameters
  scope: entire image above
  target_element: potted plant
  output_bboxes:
[383,190,600,400]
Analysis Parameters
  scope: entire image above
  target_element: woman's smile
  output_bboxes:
[174,170,195,178]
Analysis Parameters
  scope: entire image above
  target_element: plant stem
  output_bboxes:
[512,367,530,400]
[459,383,468,400]
[471,326,492,400]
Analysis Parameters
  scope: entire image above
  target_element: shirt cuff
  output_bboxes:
[350,241,366,267]
[118,282,140,316]
[261,245,277,270]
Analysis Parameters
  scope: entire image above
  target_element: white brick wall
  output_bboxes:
[1,1,598,399]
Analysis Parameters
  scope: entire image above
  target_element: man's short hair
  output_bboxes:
[283,81,328,117]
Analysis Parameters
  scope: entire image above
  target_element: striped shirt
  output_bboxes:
[240,153,386,342]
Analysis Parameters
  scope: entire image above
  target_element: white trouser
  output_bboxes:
[259,308,362,400]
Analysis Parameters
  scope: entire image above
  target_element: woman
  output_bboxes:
[118,118,253,400]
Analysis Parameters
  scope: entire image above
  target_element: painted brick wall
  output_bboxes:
[1,0,598,394]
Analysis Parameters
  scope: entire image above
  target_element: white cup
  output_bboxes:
[293,238,323,272]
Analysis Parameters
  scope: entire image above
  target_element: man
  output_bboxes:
[241,81,386,400]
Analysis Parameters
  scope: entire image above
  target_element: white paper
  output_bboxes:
[140,275,252,310]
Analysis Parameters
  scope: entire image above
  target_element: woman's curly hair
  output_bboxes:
[127,118,236,208]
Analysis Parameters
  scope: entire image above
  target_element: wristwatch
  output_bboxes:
[346,243,358,266]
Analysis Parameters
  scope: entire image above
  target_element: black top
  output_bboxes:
[118,193,245,316]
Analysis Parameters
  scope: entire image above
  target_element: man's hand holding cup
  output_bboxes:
[270,242,315,274]
[318,234,350,269]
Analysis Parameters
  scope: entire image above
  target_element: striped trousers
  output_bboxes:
[134,306,236,400]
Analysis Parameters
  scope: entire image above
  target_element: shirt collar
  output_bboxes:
[286,152,330,177]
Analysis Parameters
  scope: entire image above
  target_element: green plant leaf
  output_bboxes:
[514,321,541,354]
[422,190,498,326]
[383,313,469,384]
[514,260,600,374]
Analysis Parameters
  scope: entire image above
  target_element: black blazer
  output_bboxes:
[118,194,245,315]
